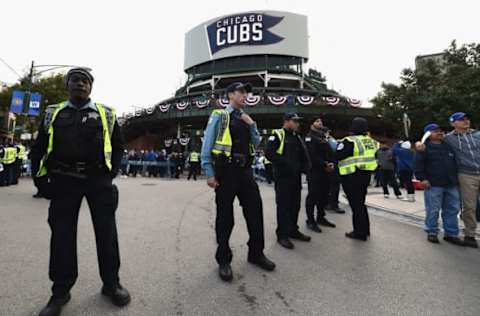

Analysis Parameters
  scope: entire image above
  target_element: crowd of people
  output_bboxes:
[0,141,28,187]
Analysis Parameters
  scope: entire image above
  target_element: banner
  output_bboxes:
[347,98,362,107]
[159,103,171,113]
[10,90,25,114]
[176,101,189,111]
[145,106,155,114]
[27,92,42,116]
[323,96,340,106]
[195,98,209,109]
[179,137,190,146]
[297,95,314,105]
[267,95,287,106]
[218,97,229,108]
[245,95,261,106]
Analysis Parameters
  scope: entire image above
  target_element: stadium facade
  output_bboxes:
[122,10,380,151]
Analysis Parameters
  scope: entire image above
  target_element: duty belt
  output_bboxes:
[216,153,251,168]
[49,159,105,179]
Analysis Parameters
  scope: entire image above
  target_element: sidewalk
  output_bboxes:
[339,186,480,237]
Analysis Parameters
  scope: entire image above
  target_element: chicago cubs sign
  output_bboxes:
[206,13,284,55]
[184,10,308,70]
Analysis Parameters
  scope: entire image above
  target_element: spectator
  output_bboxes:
[415,123,463,246]
[393,141,415,202]
[376,142,402,199]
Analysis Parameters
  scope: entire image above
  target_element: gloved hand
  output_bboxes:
[34,176,55,200]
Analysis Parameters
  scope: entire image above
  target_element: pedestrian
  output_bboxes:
[376,142,402,199]
[2,142,17,186]
[266,112,311,249]
[336,117,379,241]
[443,112,480,248]
[187,149,200,180]
[304,118,336,233]
[201,82,275,282]
[415,123,463,246]
[393,141,416,202]
[31,68,130,316]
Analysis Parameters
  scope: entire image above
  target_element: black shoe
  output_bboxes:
[277,238,295,249]
[345,231,367,241]
[218,264,233,282]
[290,231,311,242]
[463,237,478,248]
[39,293,71,316]
[333,207,346,214]
[427,234,440,244]
[443,236,464,246]
[306,221,322,233]
[317,217,336,228]
[101,284,131,307]
[248,254,276,271]
[33,193,43,198]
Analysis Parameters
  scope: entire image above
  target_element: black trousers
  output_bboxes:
[399,170,415,194]
[265,164,273,184]
[306,172,330,223]
[13,159,22,184]
[1,163,15,186]
[47,174,120,296]
[327,168,341,208]
[275,174,302,238]
[341,170,371,237]
[215,165,264,264]
[380,169,401,196]
[187,162,199,180]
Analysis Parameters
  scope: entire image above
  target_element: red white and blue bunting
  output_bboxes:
[179,137,190,146]
[267,95,288,106]
[323,96,340,106]
[164,139,173,147]
[218,97,230,108]
[159,103,171,113]
[195,99,209,109]
[245,95,261,107]
[176,101,189,111]
[347,98,362,107]
[145,106,155,115]
[297,95,315,105]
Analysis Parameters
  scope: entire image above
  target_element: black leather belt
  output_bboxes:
[49,159,104,178]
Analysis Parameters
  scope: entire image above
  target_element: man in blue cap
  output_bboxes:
[415,123,463,245]
[443,112,480,248]
[266,112,311,249]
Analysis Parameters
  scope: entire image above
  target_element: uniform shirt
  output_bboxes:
[265,128,310,179]
[201,105,261,178]
[31,99,124,176]
[335,138,355,162]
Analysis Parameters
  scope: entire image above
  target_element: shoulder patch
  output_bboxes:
[268,135,276,141]
[305,137,311,142]
[337,143,345,151]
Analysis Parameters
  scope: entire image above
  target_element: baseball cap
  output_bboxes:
[449,112,468,123]
[225,82,252,94]
[423,123,440,134]
[284,112,302,121]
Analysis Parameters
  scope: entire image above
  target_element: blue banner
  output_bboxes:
[207,13,284,55]
[10,90,25,114]
[28,92,42,116]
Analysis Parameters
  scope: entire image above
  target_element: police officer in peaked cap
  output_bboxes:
[31,68,130,316]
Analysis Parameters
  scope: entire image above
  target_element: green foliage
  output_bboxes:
[0,74,69,134]
[372,41,480,139]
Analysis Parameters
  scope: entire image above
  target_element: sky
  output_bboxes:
[1,0,479,114]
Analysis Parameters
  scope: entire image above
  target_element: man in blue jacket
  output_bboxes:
[415,123,463,246]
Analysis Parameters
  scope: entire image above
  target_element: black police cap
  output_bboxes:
[284,112,303,121]
[226,82,252,94]
[65,67,94,85]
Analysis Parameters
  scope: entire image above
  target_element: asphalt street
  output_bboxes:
[1,177,479,316]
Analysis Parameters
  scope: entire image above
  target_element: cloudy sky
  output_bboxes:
[1,0,478,114]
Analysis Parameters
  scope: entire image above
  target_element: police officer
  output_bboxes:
[2,141,17,186]
[336,117,379,241]
[31,68,130,316]
[14,142,27,184]
[0,144,5,186]
[266,113,311,249]
[305,118,336,233]
[201,82,275,282]
[187,149,200,180]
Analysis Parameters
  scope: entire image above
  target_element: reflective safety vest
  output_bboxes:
[264,157,272,165]
[338,135,379,176]
[211,109,254,157]
[16,144,26,160]
[273,129,286,155]
[37,102,116,177]
[3,147,17,165]
[190,151,199,162]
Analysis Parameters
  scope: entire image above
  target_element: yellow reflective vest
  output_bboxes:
[37,102,116,177]
[16,144,26,160]
[272,129,286,155]
[3,147,17,165]
[190,151,199,162]
[338,135,379,176]
[210,109,254,157]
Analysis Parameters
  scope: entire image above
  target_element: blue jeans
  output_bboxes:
[424,186,460,236]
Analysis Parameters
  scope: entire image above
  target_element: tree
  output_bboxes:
[372,41,480,139]
[0,74,69,135]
